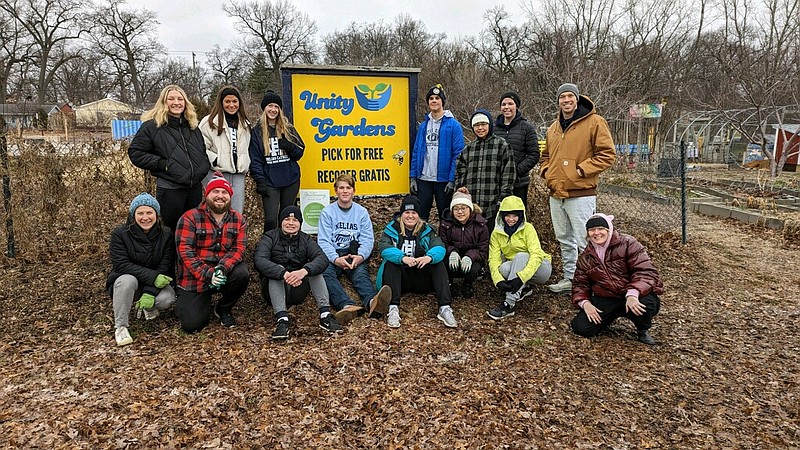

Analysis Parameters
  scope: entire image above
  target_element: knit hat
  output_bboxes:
[219,86,242,102]
[586,213,614,231]
[260,90,282,110]
[450,191,473,211]
[500,91,521,107]
[279,205,303,225]
[426,84,446,105]
[398,195,422,214]
[205,171,233,197]
[470,109,494,135]
[556,83,580,100]
[129,192,160,217]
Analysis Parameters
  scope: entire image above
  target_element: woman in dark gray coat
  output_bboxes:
[494,91,540,205]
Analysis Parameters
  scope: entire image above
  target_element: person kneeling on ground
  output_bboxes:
[108,193,176,346]
[317,173,391,325]
[376,195,457,329]
[175,173,249,332]
[439,190,489,299]
[254,205,343,340]
[570,213,663,345]
[487,195,552,320]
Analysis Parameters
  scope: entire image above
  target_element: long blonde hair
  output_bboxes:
[142,85,199,129]
[399,214,425,237]
[260,105,298,152]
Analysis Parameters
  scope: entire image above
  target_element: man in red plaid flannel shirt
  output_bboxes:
[175,172,249,332]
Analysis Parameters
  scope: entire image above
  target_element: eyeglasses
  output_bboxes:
[452,205,470,212]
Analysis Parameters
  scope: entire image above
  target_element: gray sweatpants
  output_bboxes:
[499,253,552,307]
[549,195,596,280]
[267,274,330,317]
[112,274,176,328]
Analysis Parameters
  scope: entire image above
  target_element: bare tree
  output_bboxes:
[223,0,317,89]
[0,9,33,103]
[88,0,164,106]
[0,0,87,104]
[206,44,247,88]
[475,6,528,81]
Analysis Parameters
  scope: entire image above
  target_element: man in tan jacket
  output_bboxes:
[539,83,616,293]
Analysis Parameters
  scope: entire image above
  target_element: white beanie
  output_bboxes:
[450,191,473,211]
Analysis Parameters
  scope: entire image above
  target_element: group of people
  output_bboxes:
[109,81,664,347]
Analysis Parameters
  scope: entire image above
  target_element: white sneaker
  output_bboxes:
[115,327,133,346]
[143,308,159,320]
[437,306,458,328]
[547,278,572,294]
[387,307,401,328]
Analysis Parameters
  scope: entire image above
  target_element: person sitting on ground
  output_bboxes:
[254,205,344,340]
[174,173,249,332]
[107,193,176,346]
[317,173,391,325]
[376,195,457,329]
[570,213,663,345]
[438,190,489,299]
[486,195,553,320]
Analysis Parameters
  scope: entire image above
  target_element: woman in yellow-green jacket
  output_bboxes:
[486,195,552,320]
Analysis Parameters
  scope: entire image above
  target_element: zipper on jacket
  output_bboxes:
[178,117,195,182]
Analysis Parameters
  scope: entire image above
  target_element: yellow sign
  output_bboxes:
[289,73,411,196]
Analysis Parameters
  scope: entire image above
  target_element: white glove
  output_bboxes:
[211,268,227,288]
[461,255,473,273]
[448,252,461,271]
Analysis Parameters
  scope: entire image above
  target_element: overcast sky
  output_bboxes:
[137,0,523,61]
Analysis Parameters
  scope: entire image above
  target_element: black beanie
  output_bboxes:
[260,90,283,110]
[426,84,446,105]
[220,86,241,102]
[279,205,303,225]
[585,216,609,231]
[500,91,521,108]
[398,195,422,215]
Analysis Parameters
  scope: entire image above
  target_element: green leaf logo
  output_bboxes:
[356,84,371,94]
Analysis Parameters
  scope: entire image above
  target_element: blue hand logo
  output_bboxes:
[354,83,392,111]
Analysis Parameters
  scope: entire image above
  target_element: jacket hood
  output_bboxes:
[470,108,494,136]
[564,95,596,122]
[428,109,456,120]
[496,195,527,229]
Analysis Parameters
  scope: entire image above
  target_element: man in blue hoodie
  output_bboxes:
[409,84,465,221]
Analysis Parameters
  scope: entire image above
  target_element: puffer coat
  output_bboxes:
[254,229,328,280]
[439,208,489,264]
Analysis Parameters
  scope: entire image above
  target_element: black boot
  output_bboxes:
[637,330,656,345]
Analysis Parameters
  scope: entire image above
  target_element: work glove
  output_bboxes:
[277,137,293,151]
[154,274,172,289]
[496,280,514,292]
[448,252,461,271]
[256,180,270,196]
[211,267,227,288]
[136,293,155,310]
[507,277,524,292]
[444,181,455,196]
[409,177,418,195]
[461,256,472,273]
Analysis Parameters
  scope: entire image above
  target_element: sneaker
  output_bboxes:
[368,285,392,318]
[143,308,160,320]
[461,284,474,299]
[272,320,289,340]
[437,306,458,328]
[214,308,237,328]
[115,327,133,346]
[486,302,516,320]
[637,330,656,345]
[519,285,534,300]
[333,305,363,326]
[387,307,401,328]
[547,278,572,294]
[319,315,344,333]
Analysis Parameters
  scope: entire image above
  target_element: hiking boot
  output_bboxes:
[214,308,237,328]
[519,285,534,300]
[320,315,344,333]
[461,284,474,299]
[547,278,572,294]
[272,320,290,340]
[333,305,362,326]
[115,326,133,346]
[437,305,458,328]
[387,307,401,328]
[486,302,516,320]
[143,308,160,320]
[368,285,392,318]
[637,330,656,345]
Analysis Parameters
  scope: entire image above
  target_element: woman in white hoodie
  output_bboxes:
[199,85,252,213]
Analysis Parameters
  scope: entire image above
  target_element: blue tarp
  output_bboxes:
[111,120,142,140]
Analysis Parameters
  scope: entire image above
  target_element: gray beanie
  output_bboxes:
[556,83,580,100]
[129,192,160,217]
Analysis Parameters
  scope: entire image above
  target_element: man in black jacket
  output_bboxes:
[254,206,343,340]
[494,91,540,205]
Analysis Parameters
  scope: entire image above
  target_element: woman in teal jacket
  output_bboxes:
[376,195,457,329]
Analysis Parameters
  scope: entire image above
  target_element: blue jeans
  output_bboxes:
[322,262,377,310]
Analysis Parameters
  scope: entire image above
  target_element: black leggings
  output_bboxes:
[381,261,452,307]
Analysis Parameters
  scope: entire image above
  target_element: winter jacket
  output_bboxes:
[539,95,616,199]
[375,218,446,287]
[439,208,490,264]
[410,111,465,182]
[248,122,305,188]
[107,221,175,297]
[254,229,328,280]
[128,116,210,188]
[488,196,551,285]
[199,115,251,175]
[571,231,664,308]
[494,111,539,188]
[455,132,516,221]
